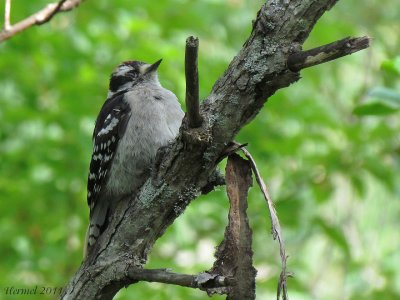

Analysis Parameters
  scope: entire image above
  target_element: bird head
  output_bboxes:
[108,59,162,95]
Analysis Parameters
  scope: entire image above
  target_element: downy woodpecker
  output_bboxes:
[85,59,184,256]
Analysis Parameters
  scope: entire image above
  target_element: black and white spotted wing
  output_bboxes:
[87,93,130,213]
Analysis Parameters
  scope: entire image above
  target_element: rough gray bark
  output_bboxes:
[61,0,367,299]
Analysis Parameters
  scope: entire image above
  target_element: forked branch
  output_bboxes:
[0,0,85,43]
[61,1,370,299]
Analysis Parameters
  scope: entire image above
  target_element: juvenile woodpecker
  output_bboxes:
[85,59,184,256]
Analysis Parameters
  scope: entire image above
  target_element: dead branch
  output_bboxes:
[209,154,256,299]
[241,147,290,300]
[185,36,203,128]
[0,0,85,43]
[287,36,370,72]
[128,268,233,290]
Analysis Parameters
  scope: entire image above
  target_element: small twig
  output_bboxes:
[0,0,84,43]
[35,0,68,25]
[287,36,370,72]
[185,36,203,128]
[240,146,290,300]
[4,0,11,31]
[217,141,248,163]
[128,268,232,290]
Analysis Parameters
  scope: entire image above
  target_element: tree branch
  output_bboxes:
[35,0,68,25]
[185,36,203,128]
[128,268,233,290]
[62,0,369,299]
[0,0,85,43]
[287,36,370,72]
[4,0,11,31]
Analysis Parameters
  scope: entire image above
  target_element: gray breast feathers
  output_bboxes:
[105,85,184,195]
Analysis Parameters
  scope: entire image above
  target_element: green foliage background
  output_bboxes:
[1,0,399,299]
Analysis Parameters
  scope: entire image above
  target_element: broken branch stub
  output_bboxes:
[209,154,256,299]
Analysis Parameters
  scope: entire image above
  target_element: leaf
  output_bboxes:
[381,56,400,75]
[353,102,399,116]
[368,86,400,106]
[313,217,351,258]
[350,175,365,197]
[354,86,400,116]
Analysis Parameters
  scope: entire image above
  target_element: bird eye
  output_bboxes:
[127,70,137,77]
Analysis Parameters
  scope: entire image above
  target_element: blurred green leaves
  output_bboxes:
[313,217,351,258]
[353,101,399,116]
[353,86,400,116]
[381,56,400,75]
[354,57,400,116]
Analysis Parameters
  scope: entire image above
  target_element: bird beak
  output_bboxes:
[144,59,162,74]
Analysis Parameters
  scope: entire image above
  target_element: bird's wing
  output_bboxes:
[87,92,130,213]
